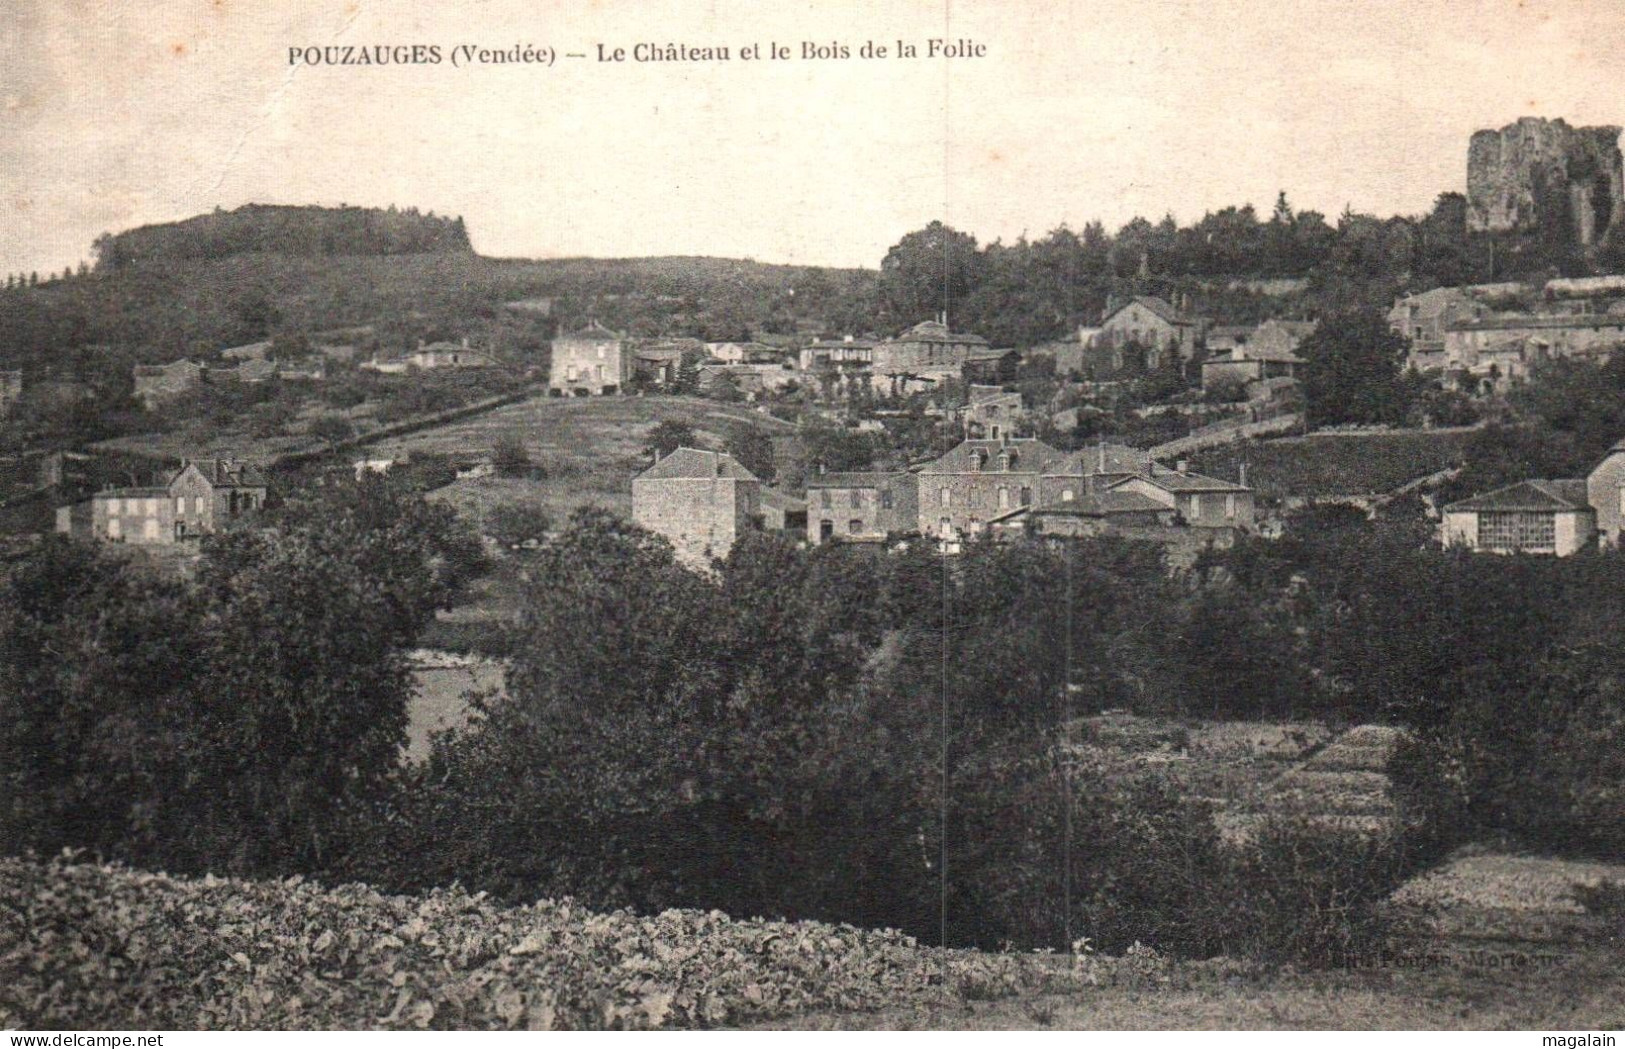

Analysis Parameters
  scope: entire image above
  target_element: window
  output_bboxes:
[107,518,121,539]
[1021,486,1032,506]
[1479,511,1556,551]
[848,519,862,534]
[1061,488,1075,502]
[1190,494,1202,518]
[880,489,893,510]
[144,498,157,516]
[195,496,205,514]
[1225,494,1237,519]
[850,491,862,509]
[176,497,185,514]
[939,516,952,538]
[940,488,951,509]
[998,487,1010,510]
[820,490,832,509]
[108,498,120,515]
[596,346,606,359]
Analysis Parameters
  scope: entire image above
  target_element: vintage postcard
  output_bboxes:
[2,0,1624,1036]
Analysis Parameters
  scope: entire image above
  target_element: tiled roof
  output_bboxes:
[560,320,624,340]
[1240,346,1305,363]
[891,320,989,346]
[1446,314,1625,332]
[637,447,757,482]
[181,458,268,488]
[1444,479,1591,512]
[1036,488,1173,516]
[1111,466,1249,493]
[1052,442,1150,477]
[759,487,806,512]
[919,438,1070,475]
[1105,295,1194,327]
[806,471,905,488]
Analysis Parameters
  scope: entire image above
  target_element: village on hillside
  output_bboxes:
[7,112,1625,1033]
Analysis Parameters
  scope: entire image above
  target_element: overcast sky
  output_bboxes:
[3,0,1624,277]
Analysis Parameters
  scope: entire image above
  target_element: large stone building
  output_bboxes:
[917,436,1255,544]
[631,447,761,566]
[1467,117,1625,248]
[550,320,629,395]
[56,458,268,545]
[806,471,918,543]
[872,319,991,394]
[915,438,1073,541]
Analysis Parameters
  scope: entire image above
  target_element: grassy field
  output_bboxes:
[1190,429,1475,499]
[390,395,791,526]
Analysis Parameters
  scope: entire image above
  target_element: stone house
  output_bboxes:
[631,447,762,567]
[806,471,919,543]
[962,349,1021,386]
[1442,314,1625,384]
[403,339,500,369]
[1096,296,1201,367]
[1442,479,1596,556]
[1201,349,1301,390]
[915,438,1072,540]
[1105,462,1256,529]
[56,457,268,545]
[550,320,629,395]
[632,347,686,388]
[961,385,1023,439]
[872,319,991,395]
[132,360,205,408]
[1587,441,1625,547]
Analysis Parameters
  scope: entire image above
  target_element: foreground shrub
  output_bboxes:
[0,856,1094,1030]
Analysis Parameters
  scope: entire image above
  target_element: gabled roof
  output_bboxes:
[636,447,758,482]
[967,384,1017,404]
[560,319,624,340]
[1239,345,1305,363]
[1051,442,1150,477]
[1110,465,1249,494]
[759,486,806,513]
[918,438,1070,475]
[1258,319,1318,338]
[890,320,989,346]
[1035,488,1174,517]
[1103,295,1194,327]
[176,458,268,488]
[806,471,906,489]
[1444,479,1592,513]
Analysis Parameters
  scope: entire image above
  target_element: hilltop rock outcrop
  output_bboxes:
[1467,117,1624,248]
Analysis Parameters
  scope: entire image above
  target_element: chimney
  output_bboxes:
[1239,462,1248,488]
[1177,460,1189,475]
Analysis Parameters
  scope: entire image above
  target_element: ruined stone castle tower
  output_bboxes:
[1467,117,1625,248]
